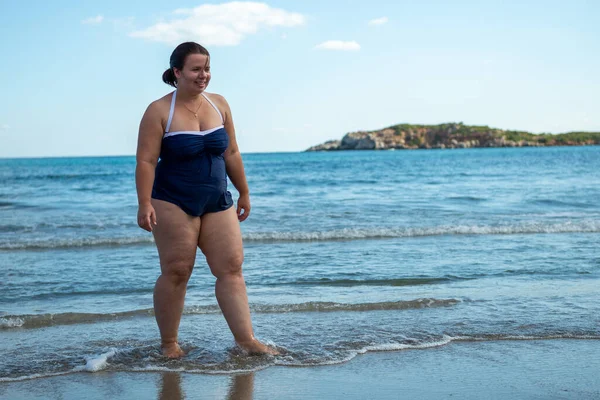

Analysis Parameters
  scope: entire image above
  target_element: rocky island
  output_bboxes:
[306,123,600,151]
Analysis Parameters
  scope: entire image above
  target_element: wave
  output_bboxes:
[0,220,138,233]
[243,221,600,242]
[0,200,16,209]
[271,277,463,287]
[2,333,599,382]
[0,236,154,250]
[532,199,594,208]
[280,270,595,286]
[3,220,599,250]
[251,298,459,313]
[74,349,119,373]
[0,309,155,329]
[280,333,600,367]
[24,287,155,301]
[445,195,487,202]
[0,201,39,210]
[0,298,459,329]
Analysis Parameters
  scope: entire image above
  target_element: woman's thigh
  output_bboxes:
[151,199,201,273]
[198,207,243,274]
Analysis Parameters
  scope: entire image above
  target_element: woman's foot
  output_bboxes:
[236,339,280,355]
[161,342,186,358]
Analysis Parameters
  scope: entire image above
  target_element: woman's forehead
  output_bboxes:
[185,53,209,68]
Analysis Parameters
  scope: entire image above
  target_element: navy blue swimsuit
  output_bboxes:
[152,90,234,216]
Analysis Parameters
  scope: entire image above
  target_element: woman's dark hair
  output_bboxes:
[162,42,210,87]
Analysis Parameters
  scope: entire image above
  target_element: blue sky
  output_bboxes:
[0,0,598,157]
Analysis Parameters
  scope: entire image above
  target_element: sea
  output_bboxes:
[1,146,599,381]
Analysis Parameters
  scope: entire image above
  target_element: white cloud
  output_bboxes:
[130,2,305,46]
[82,15,104,25]
[368,17,388,26]
[314,40,360,51]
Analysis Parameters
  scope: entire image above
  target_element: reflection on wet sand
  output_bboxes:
[226,373,255,400]
[158,371,255,400]
[158,372,184,400]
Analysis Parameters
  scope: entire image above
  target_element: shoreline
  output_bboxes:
[1,142,599,160]
[2,339,599,399]
[306,142,600,152]
[306,122,600,152]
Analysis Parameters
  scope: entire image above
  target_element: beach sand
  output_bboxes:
[1,339,598,399]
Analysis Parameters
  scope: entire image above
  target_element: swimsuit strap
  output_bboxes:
[202,92,224,124]
[165,90,177,133]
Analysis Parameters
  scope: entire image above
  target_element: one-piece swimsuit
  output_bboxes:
[151,90,234,216]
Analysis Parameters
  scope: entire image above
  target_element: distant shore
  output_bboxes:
[306,122,600,151]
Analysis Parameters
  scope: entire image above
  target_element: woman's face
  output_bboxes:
[175,53,211,92]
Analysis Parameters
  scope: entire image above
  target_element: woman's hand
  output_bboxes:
[137,203,157,232]
[237,193,251,222]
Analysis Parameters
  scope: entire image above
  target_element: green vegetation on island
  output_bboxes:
[306,122,600,151]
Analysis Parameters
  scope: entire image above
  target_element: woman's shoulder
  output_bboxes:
[140,92,174,131]
[153,91,175,109]
[144,92,173,117]
[203,92,229,107]
[203,92,231,119]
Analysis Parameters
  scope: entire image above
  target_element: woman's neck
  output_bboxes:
[176,86,202,102]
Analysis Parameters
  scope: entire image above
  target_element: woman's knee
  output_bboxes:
[210,252,244,279]
[160,260,194,284]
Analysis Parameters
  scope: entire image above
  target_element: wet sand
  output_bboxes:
[1,339,599,399]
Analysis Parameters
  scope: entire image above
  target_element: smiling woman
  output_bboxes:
[161,42,210,91]
[134,42,278,358]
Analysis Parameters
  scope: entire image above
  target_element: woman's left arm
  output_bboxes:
[217,94,251,222]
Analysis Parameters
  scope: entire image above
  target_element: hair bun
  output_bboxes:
[162,68,177,87]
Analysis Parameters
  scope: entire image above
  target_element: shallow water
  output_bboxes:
[1,146,599,380]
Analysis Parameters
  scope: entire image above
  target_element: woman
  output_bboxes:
[135,42,277,358]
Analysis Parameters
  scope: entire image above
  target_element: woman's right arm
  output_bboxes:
[135,102,163,232]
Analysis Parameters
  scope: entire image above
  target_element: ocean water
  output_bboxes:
[1,146,599,381]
